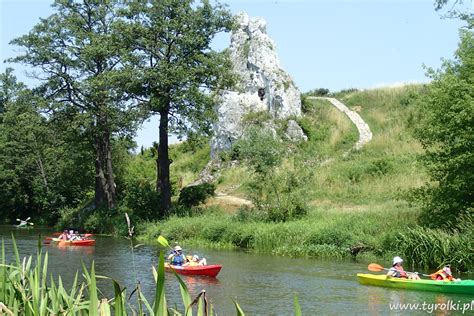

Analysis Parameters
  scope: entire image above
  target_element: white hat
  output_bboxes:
[174,246,182,251]
[392,256,403,265]
[193,255,199,260]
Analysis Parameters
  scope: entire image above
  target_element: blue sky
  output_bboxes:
[0,0,465,148]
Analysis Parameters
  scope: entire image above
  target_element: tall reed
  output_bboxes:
[394,226,474,272]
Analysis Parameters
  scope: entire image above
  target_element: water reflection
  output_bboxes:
[50,243,96,255]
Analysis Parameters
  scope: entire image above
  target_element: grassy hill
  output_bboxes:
[137,84,473,271]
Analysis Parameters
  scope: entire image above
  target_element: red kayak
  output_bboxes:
[52,238,96,246]
[165,264,222,277]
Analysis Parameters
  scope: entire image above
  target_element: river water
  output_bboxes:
[1,226,472,315]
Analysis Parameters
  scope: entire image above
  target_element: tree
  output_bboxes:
[9,0,137,210]
[413,28,474,227]
[0,69,92,223]
[116,0,235,215]
[434,0,473,24]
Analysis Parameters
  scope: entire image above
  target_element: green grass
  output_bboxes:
[137,85,472,271]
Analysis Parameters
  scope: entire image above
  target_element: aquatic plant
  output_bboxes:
[0,234,303,315]
[394,226,474,272]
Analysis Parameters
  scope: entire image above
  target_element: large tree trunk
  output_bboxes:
[154,142,160,193]
[158,108,171,216]
[104,126,116,209]
[94,112,116,209]
[94,135,107,208]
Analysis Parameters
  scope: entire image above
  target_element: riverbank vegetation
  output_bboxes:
[1,0,472,272]
[138,84,472,271]
[0,236,255,315]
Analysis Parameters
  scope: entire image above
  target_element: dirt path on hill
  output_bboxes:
[308,96,373,152]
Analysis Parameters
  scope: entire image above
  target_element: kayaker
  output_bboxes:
[71,230,85,241]
[184,255,207,267]
[431,265,457,281]
[387,256,420,280]
[58,230,69,240]
[168,245,186,266]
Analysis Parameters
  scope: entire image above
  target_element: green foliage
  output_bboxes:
[9,0,144,211]
[330,88,359,99]
[57,204,127,235]
[178,183,216,208]
[344,158,394,184]
[393,225,474,272]
[116,0,236,213]
[0,69,93,224]
[434,0,473,24]
[304,88,330,97]
[235,126,284,174]
[122,179,161,220]
[240,110,273,127]
[233,126,309,222]
[412,29,474,228]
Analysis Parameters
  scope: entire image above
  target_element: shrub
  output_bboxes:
[305,88,330,97]
[178,182,216,208]
[121,179,161,220]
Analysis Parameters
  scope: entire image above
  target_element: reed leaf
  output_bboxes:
[175,270,192,316]
[153,251,167,316]
[157,235,172,250]
[112,279,126,316]
[139,290,155,315]
[83,261,99,313]
[11,234,20,267]
[99,298,111,315]
[293,294,302,316]
[2,240,6,304]
[233,300,245,316]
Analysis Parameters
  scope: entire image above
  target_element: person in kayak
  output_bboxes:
[431,265,458,281]
[387,256,420,280]
[58,230,69,240]
[184,255,207,267]
[168,245,186,266]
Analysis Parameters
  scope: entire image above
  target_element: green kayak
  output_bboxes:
[357,274,474,295]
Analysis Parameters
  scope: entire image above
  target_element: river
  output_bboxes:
[1,226,472,315]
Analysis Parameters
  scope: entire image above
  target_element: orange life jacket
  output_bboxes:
[431,269,454,281]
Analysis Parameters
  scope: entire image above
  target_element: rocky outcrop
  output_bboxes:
[211,12,303,159]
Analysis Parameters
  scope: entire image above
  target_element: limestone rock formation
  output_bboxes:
[211,12,303,159]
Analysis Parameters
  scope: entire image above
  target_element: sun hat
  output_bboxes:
[392,256,403,265]
[443,265,452,275]
[174,245,182,251]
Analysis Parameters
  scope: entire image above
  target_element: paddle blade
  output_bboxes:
[368,263,385,272]
[157,235,170,249]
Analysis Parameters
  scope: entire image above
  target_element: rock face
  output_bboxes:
[210,12,303,159]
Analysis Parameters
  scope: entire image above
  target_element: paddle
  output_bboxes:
[16,217,33,226]
[368,263,430,277]
[157,235,173,251]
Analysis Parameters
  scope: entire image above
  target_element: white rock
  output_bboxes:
[211,12,303,159]
[286,120,308,142]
